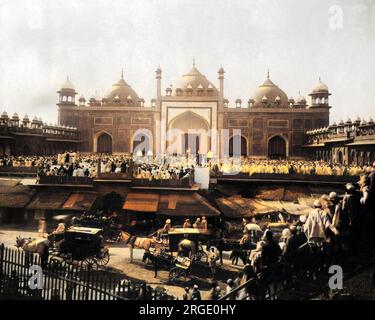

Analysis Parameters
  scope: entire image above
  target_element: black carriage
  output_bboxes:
[141,228,209,282]
[50,227,110,267]
[72,215,122,242]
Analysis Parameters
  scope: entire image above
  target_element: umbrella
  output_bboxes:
[52,214,73,221]
[245,223,262,232]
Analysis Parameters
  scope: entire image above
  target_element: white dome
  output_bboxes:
[60,77,75,91]
[173,64,218,96]
[311,78,329,94]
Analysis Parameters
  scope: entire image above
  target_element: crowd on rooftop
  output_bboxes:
[1,152,374,180]
[210,159,373,176]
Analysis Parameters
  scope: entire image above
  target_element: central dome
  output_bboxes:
[252,75,289,108]
[172,64,218,96]
[105,72,140,105]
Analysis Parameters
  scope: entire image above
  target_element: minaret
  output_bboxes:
[57,76,77,125]
[308,77,331,128]
[218,65,225,111]
[57,76,77,107]
[155,65,162,156]
[308,77,331,108]
[155,65,162,106]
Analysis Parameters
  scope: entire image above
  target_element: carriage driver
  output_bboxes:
[51,219,66,236]
[183,219,192,228]
[157,219,172,240]
[50,219,66,249]
[239,229,251,246]
[163,219,172,233]
[193,218,201,229]
[201,216,208,230]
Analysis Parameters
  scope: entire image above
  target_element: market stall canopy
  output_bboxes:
[0,180,34,208]
[158,192,221,217]
[123,192,159,212]
[61,192,98,211]
[254,185,312,201]
[217,195,313,218]
[26,191,70,210]
[216,196,253,219]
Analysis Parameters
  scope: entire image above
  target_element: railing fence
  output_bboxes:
[0,244,173,300]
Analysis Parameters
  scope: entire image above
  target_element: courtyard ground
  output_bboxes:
[0,225,241,299]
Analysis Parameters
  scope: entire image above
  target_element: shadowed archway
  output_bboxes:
[229,135,248,157]
[97,132,112,154]
[268,135,287,159]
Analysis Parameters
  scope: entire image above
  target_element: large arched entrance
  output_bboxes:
[97,132,112,154]
[268,135,287,159]
[168,111,210,155]
[229,135,247,157]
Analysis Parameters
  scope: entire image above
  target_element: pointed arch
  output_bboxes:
[229,135,248,157]
[168,110,210,155]
[267,135,288,159]
[93,130,113,153]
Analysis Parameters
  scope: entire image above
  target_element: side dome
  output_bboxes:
[310,78,329,94]
[172,64,218,97]
[60,77,76,91]
[252,74,289,108]
[104,71,140,105]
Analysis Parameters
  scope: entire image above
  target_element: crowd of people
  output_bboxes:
[1,152,374,180]
[177,162,375,300]
[210,159,373,176]
[0,152,196,181]
[211,168,375,300]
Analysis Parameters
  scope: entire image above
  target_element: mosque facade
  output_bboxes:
[57,63,331,159]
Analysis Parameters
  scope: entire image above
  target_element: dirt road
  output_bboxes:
[0,226,241,299]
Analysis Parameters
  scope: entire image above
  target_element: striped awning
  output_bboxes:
[62,192,98,211]
[26,192,70,210]
[122,193,159,212]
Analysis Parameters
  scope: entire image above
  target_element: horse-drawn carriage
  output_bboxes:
[49,227,110,268]
[72,215,122,243]
[168,228,209,263]
[141,228,210,282]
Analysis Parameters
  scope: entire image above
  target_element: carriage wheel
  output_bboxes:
[63,253,74,265]
[194,251,208,264]
[81,257,98,269]
[168,267,187,282]
[96,250,110,266]
[49,256,63,270]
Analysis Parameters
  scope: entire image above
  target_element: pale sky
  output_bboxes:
[0,0,374,124]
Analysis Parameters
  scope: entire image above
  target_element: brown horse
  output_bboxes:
[120,231,156,251]
[120,231,161,263]
[15,236,50,269]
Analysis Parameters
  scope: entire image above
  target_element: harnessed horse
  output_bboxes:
[15,236,50,269]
